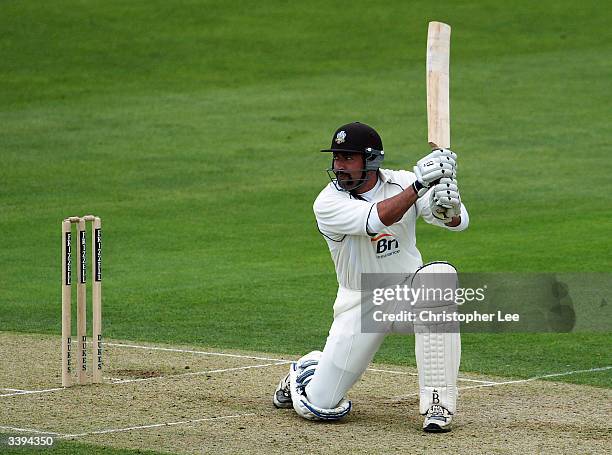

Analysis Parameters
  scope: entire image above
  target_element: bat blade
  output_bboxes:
[426,21,451,150]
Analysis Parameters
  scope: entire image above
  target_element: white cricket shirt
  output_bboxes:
[313,168,469,314]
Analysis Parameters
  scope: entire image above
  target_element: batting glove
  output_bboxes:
[430,177,461,222]
[412,149,457,197]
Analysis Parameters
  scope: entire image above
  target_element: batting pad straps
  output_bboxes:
[289,351,352,421]
[294,394,352,421]
[416,332,460,414]
[412,261,461,414]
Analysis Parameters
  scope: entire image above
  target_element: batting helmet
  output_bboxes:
[321,122,385,172]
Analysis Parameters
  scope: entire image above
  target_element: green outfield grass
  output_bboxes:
[1,0,610,413]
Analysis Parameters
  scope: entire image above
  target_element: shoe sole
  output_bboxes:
[273,399,293,409]
[273,378,293,409]
[423,423,451,433]
[273,394,293,408]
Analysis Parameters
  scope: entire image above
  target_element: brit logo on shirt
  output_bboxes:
[371,233,400,258]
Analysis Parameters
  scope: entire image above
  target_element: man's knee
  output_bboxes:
[289,351,351,421]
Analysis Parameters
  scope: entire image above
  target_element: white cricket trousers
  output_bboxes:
[305,287,385,409]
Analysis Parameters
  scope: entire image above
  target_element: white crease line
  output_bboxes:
[456,377,498,384]
[367,367,417,376]
[3,336,608,400]
[458,366,612,391]
[0,362,291,397]
[390,365,612,400]
[0,413,256,439]
[0,425,62,436]
[61,413,256,438]
[535,366,611,379]
[114,346,496,384]
[0,388,27,392]
[107,342,290,362]
[110,361,291,384]
[366,367,497,384]
[0,387,64,398]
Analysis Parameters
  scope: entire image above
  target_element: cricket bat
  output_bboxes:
[426,21,451,150]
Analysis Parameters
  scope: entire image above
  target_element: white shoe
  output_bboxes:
[423,405,453,432]
[273,373,292,408]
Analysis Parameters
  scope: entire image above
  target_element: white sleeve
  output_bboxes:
[366,203,387,234]
[416,190,470,231]
[445,203,469,231]
[314,193,376,237]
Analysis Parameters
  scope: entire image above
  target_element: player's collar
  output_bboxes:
[378,169,393,184]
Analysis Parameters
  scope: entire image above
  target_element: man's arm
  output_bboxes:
[419,191,469,231]
[376,185,462,227]
[444,216,461,227]
[315,190,378,237]
[440,204,468,230]
[375,149,456,227]
[376,185,419,226]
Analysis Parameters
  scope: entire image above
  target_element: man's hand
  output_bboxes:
[430,177,461,223]
[412,149,457,197]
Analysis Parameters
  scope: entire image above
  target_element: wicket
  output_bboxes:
[61,215,102,387]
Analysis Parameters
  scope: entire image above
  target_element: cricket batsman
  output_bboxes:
[273,121,468,432]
